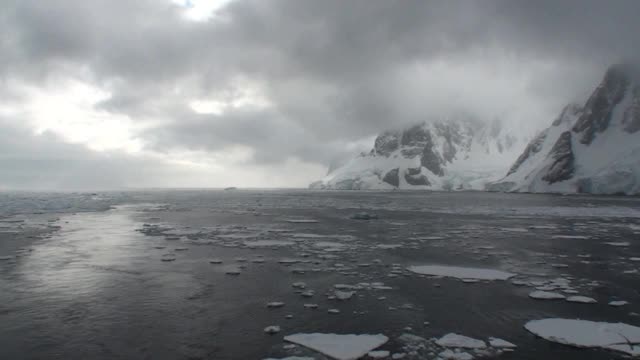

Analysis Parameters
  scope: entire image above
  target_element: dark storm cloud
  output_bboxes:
[2,0,640,184]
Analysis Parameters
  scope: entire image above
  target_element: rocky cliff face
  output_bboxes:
[490,64,640,195]
[310,115,524,190]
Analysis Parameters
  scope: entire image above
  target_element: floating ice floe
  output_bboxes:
[529,291,566,300]
[367,350,390,359]
[525,319,640,356]
[500,227,528,233]
[209,259,223,264]
[350,212,378,220]
[328,309,340,314]
[566,296,597,304]
[609,300,629,307]
[245,240,295,247]
[604,242,630,247]
[630,257,640,262]
[488,337,516,349]
[292,282,307,289]
[285,219,319,224]
[376,244,403,249]
[284,333,388,360]
[552,235,589,240]
[161,254,176,262]
[267,302,285,308]
[438,349,473,360]
[334,291,355,300]
[407,265,516,281]
[264,326,281,334]
[435,333,486,349]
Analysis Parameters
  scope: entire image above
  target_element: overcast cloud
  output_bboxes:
[1,0,639,189]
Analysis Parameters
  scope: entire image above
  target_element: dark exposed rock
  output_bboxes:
[374,131,400,156]
[506,130,547,176]
[405,167,421,176]
[401,125,430,147]
[382,168,400,187]
[399,125,431,158]
[434,121,465,163]
[572,64,631,144]
[404,168,430,186]
[623,86,640,134]
[542,131,575,184]
[419,131,444,176]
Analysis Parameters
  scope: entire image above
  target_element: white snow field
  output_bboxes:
[525,319,640,356]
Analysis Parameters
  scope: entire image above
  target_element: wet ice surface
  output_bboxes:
[1,190,640,359]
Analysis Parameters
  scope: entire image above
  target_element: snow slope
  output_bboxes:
[310,115,526,190]
[490,64,640,195]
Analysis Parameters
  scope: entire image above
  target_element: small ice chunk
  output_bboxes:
[301,291,315,298]
[292,282,307,289]
[350,212,378,220]
[267,302,285,308]
[245,240,295,247]
[367,350,390,358]
[264,325,281,334]
[524,318,640,356]
[609,300,629,307]
[438,349,474,360]
[209,259,223,264]
[488,337,517,348]
[552,235,589,239]
[304,304,318,309]
[529,291,566,300]
[285,219,319,223]
[284,333,389,360]
[604,242,630,247]
[566,296,597,304]
[407,265,515,281]
[328,309,340,314]
[435,333,486,349]
[335,291,355,300]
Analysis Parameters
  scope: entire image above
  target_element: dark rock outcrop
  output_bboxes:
[400,125,431,158]
[623,86,640,133]
[506,130,547,176]
[572,64,631,144]
[382,168,400,187]
[374,131,400,156]
[404,168,430,186]
[542,131,575,184]
[419,132,444,176]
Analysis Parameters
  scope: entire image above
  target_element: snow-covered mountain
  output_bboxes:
[310,114,526,190]
[489,64,640,195]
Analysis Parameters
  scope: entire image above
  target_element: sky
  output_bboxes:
[1,0,639,190]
